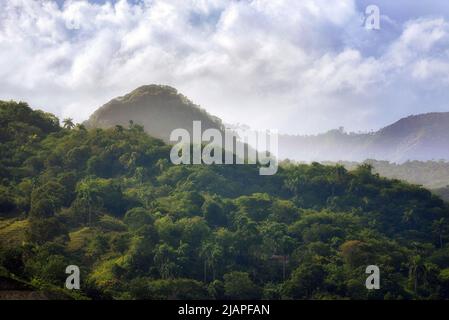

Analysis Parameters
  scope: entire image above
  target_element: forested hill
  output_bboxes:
[83,84,449,163]
[1,100,449,300]
[318,160,449,201]
[85,85,223,142]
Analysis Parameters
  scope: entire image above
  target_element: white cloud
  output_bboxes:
[1,0,449,134]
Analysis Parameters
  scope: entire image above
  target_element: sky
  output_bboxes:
[1,0,449,134]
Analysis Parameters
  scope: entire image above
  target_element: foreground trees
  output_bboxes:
[1,101,449,300]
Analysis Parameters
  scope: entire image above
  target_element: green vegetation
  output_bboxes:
[85,85,223,143]
[1,100,449,300]
[321,160,449,202]
[328,160,449,189]
[0,219,29,248]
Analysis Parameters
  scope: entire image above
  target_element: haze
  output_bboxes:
[1,0,449,134]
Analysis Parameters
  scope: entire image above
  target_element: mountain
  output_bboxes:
[86,85,449,163]
[85,85,223,142]
[279,112,449,162]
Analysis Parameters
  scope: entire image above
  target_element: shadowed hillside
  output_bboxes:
[85,85,223,142]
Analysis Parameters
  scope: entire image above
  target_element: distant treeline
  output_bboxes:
[319,160,449,190]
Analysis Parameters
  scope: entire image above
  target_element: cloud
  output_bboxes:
[1,0,449,134]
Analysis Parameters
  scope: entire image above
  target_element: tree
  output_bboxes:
[124,207,154,231]
[23,243,68,285]
[30,181,67,215]
[27,217,67,244]
[76,182,95,226]
[75,178,129,224]
[202,199,227,227]
[223,272,261,299]
[409,255,426,294]
[432,218,448,248]
[340,240,372,268]
[200,240,223,282]
[282,264,326,299]
[1,99,449,300]
[62,118,75,129]
[178,216,210,248]
[270,199,299,224]
[154,243,178,279]
[0,187,16,216]
[129,278,209,299]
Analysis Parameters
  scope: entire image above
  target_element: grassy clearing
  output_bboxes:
[0,218,29,248]
[67,227,96,252]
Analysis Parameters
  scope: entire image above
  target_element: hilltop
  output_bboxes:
[85,85,223,142]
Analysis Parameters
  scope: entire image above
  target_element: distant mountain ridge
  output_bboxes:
[279,112,449,162]
[86,84,449,162]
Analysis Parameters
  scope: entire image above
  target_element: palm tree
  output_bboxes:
[154,244,176,279]
[200,241,222,282]
[75,123,86,131]
[409,255,426,294]
[77,180,100,226]
[432,218,448,248]
[63,118,75,129]
[79,187,93,226]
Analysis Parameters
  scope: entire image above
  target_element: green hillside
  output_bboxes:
[325,160,449,190]
[1,100,449,300]
[319,160,449,202]
[85,85,223,143]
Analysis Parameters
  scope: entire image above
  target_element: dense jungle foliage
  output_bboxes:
[1,100,449,300]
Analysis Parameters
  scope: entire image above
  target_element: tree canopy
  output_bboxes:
[1,100,449,300]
